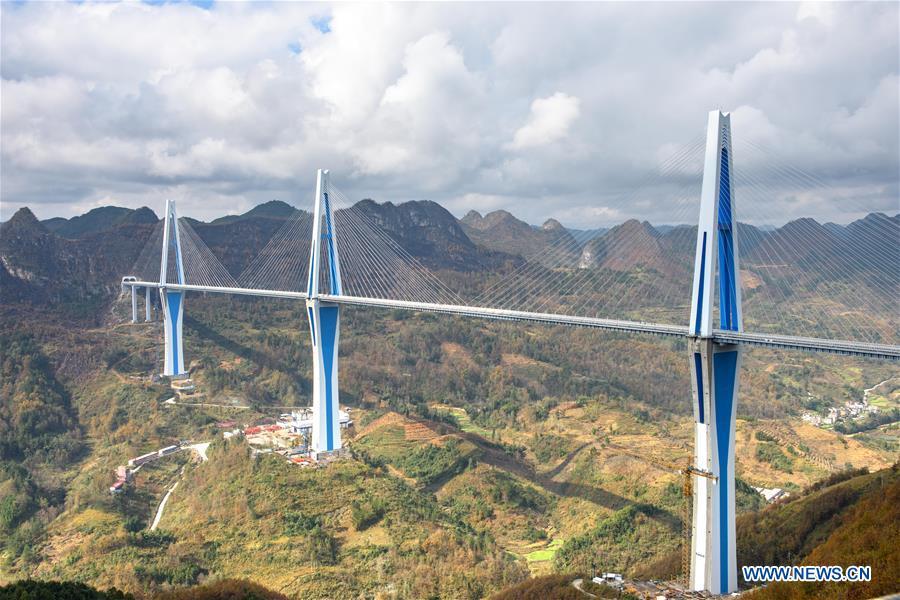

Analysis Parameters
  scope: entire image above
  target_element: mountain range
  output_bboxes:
[1,199,897,329]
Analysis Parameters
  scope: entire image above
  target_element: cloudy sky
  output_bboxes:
[1,1,897,226]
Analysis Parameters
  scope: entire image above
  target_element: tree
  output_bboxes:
[306,527,337,565]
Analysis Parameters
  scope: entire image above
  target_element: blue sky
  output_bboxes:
[1,2,897,226]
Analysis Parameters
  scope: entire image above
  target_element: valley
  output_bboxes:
[1,202,897,598]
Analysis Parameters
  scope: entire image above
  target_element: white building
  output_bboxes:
[753,486,788,503]
[592,573,623,587]
[278,408,351,434]
[801,412,820,426]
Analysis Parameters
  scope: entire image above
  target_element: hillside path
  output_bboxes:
[571,579,597,598]
[150,480,178,531]
[864,376,897,401]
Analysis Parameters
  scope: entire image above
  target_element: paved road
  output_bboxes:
[164,397,250,409]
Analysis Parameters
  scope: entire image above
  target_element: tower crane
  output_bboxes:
[600,440,717,587]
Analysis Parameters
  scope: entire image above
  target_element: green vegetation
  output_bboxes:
[487,471,548,513]
[154,579,289,600]
[133,563,206,587]
[0,333,84,464]
[853,431,898,454]
[743,464,900,600]
[0,578,289,600]
[735,477,766,514]
[305,527,337,566]
[738,464,899,583]
[801,466,869,495]
[130,439,525,598]
[866,395,889,408]
[554,504,680,574]
[395,439,475,485]
[0,334,84,566]
[0,580,134,600]
[756,441,794,473]
[524,538,564,563]
[755,430,777,443]
[530,433,573,464]
[350,497,386,530]
[282,511,321,535]
[430,405,491,437]
[834,408,899,434]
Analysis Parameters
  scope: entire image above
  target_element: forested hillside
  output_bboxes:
[0,334,84,566]
[1,334,83,464]
[742,465,900,599]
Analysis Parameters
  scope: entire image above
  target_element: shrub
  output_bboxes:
[129,529,176,548]
[524,526,547,542]
[488,473,547,512]
[755,430,777,443]
[350,498,385,531]
[802,466,869,496]
[0,580,134,599]
[756,442,793,473]
[123,516,143,533]
[134,563,206,586]
[396,439,469,485]
[282,511,320,535]
[306,527,337,565]
[154,579,289,600]
[102,348,129,369]
[531,434,571,464]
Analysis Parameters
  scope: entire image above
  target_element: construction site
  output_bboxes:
[222,408,353,465]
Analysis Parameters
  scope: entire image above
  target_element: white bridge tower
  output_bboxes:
[688,110,743,594]
[160,199,187,377]
[306,169,343,453]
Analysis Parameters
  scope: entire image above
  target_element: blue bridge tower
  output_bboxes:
[306,169,343,453]
[160,199,186,377]
[688,111,743,594]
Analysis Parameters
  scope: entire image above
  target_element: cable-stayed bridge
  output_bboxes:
[121,281,899,360]
[120,111,898,595]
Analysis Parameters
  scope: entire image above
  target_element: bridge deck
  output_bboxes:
[123,281,899,361]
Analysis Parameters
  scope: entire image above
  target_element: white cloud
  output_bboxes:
[0,2,896,227]
[354,31,485,181]
[509,92,581,150]
[796,2,836,27]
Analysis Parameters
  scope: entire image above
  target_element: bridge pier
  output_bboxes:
[689,338,740,593]
[306,299,342,452]
[145,286,153,321]
[161,289,185,376]
[131,286,138,323]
